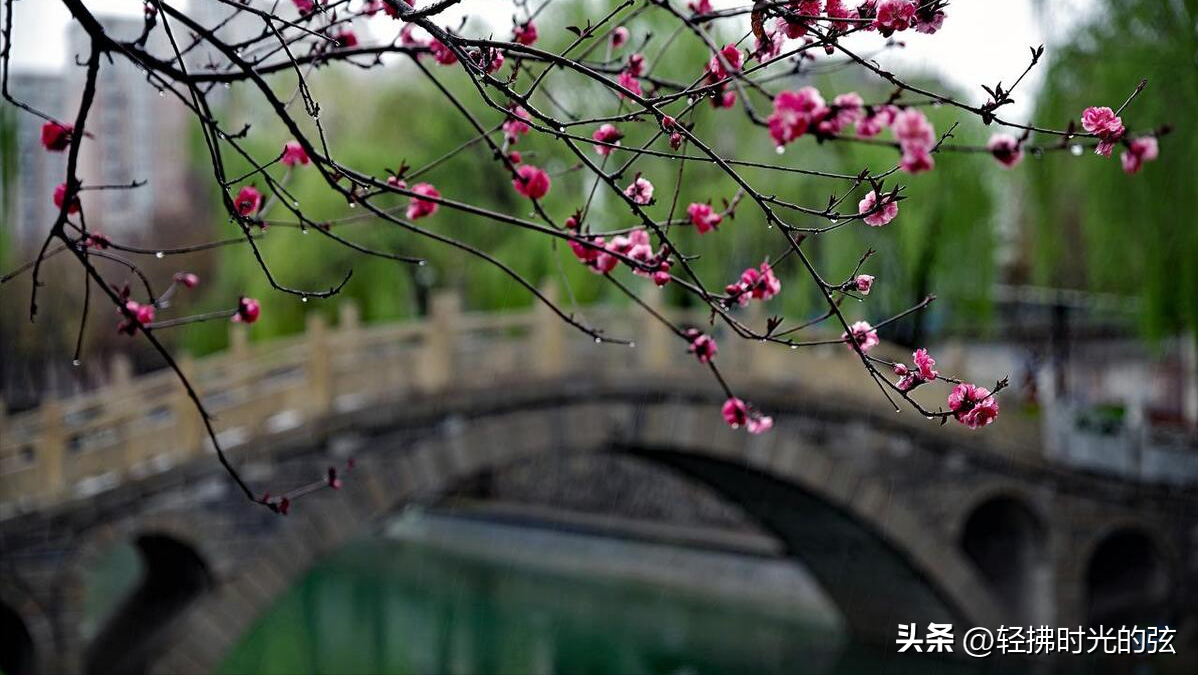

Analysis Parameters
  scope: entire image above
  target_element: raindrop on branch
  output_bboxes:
[155,251,165,259]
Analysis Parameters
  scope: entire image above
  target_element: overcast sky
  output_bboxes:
[8,0,1092,117]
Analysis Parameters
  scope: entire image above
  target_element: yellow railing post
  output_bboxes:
[175,353,204,459]
[533,282,565,377]
[642,285,672,372]
[38,400,65,500]
[306,313,333,416]
[420,290,460,390]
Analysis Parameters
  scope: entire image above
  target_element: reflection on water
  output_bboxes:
[219,533,980,675]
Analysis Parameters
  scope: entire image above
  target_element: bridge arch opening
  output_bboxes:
[84,533,213,675]
[960,496,1049,623]
[0,600,37,675]
[1086,528,1172,627]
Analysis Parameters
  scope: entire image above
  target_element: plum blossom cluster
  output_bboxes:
[11,0,1165,512]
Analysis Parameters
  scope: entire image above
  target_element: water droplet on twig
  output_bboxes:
[155,251,164,259]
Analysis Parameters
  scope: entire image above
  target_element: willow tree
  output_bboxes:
[1028,0,1197,339]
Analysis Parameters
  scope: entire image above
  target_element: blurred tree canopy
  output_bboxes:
[1027,0,1198,339]
[180,1,1000,355]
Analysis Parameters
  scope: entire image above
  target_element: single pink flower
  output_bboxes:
[233,296,261,324]
[706,44,743,80]
[986,133,1023,168]
[292,0,317,15]
[900,148,935,174]
[406,182,440,220]
[53,183,80,214]
[825,0,853,31]
[428,39,458,65]
[41,121,73,151]
[687,0,713,14]
[842,320,879,354]
[913,348,938,381]
[669,132,684,149]
[512,165,551,200]
[592,124,623,156]
[234,186,263,216]
[399,24,424,47]
[508,150,522,164]
[503,105,531,143]
[855,274,874,295]
[174,272,200,288]
[1081,106,1125,140]
[83,231,109,249]
[611,26,630,48]
[892,108,935,153]
[386,175,407,190]
[1120,137,1159,174]
[948,383,1000,429]
[687,202,722,234]
[335,30,358,48]
[626,53,646,77]
[686,329,718,364]
[513,21,538,46]
[858,190,898,226]
[768,86,827,148]
[617,70,642,98]
[624,176,655,205]
[281,141,309,167]
[914,7,945,34]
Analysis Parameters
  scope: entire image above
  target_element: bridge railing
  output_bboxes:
[0,285,1028,518]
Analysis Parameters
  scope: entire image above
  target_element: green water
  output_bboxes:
[218,537,988,675]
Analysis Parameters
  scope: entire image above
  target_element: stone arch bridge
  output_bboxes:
[1,291,1195,674]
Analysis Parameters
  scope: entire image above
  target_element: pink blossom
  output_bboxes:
[512,165,551,200]
[652,264,672,286]
[713,88,737,109]
[281,141,309,167]
[83,232,109,249]
[1120,137,1159,174]
[686,329,718,364]
[825,0,852,31]
[707,44,743,80]
[503,106,531,143]
[669,132,684,149]
[386,175,407,190]
[626,53,647,77]
[767,86,827,148]
[856,105,897,137]
[842,320,879,353]
[611,26,630,48]
[736,262,782,302]
[687,0,713,14]
[913,348,938,381]
[399,24,424,47]
[53,183,80,214]
[857,190,898,227]
[508,150,522,164]
[874,0,916,35]
[335,30,358,48]
[948,383,1000,429]
[428,39,457,65]
[914,6,945,34]
[986,133,1023,168]
[624,176,654,205]
[900,148,935,174]
[474,47,504,74]
[234,186,263,217]
[854,274,874,295]
[41,121,73,151]
[610,229,654,274]
[617,70,642,98]
[513,21,538,46]
[292,0,317,15]
[722,397,773,434]
[233,296,261,324]
[687,202,722,234]
[777,1,822,39]
[1081,106,1125,157]
[174,272,200,288]
[892,108,935,152]
[406,182,440,220]
[892,107,938,172]
[592,124,623,156]
[817,92,865,135]
[117,300,155,335]
[755,28,786,61]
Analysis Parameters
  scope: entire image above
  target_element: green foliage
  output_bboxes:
[1027,0,1198,338]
